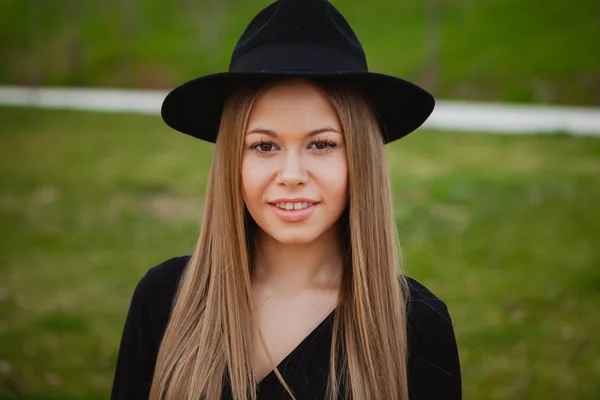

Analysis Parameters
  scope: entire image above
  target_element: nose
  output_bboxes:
[276,150,308,187]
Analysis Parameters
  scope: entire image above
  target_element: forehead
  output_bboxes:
[247,80,341,132]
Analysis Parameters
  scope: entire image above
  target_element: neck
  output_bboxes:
[251,225,344,293]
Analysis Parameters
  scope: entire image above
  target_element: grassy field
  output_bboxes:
[1,0,599,105]
[0,106,599,399]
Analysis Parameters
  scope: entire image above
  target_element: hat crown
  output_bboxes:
[230,0,366,72]
[161,0,435,144]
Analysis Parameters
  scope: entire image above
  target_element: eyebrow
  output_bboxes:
[246,127,341,137]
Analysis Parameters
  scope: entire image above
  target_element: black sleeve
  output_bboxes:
[111,273,158,400]
[407,287,462,400]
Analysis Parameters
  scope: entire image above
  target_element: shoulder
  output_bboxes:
[405,276,452,327]
[111,256,190,398]
[403,276,462,399]
[404,276,455,347]
[136,255,191,297]
[131,255,191,335]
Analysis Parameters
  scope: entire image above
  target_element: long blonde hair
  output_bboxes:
[150,78,409,400]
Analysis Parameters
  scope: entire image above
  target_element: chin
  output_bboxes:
[267,228,324,245]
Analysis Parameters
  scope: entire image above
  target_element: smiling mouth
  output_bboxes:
[273,202,315,210]
[268,201,319,222]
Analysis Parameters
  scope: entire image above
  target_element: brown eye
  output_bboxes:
[309,140,336,151]
[250,140,278,154]
[259,143,274,152]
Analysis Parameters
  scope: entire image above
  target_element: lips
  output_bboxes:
[268,199,319,222]
[273,201,314,210]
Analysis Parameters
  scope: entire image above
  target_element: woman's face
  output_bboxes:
[242,80,348,245]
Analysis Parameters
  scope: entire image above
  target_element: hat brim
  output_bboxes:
[161,71,434,144]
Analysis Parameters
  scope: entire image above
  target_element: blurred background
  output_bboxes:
[2,0,600,104]
[0,0,599,399]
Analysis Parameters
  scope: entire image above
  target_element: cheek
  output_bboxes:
[241,158,268,207]
[317,155,348,206]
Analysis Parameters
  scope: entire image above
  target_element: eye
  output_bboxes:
[308,139,337,152]
[249,140,278,154]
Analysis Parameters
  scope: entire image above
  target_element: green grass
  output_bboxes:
[1,106,600,399]
[1,0,599,105]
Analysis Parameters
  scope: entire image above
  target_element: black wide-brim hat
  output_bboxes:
[162,0,435,144]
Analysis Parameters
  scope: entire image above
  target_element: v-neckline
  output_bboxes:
[257,307,336,385]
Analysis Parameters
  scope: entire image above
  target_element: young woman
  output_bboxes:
[112,1,461,399]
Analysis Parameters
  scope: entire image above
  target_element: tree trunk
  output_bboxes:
[27,0,40,86]
[202,0,230,70]
[424,0,442,96]
[67,0,83,85]
[121,0,138,87]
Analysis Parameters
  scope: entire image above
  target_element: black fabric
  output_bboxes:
[230,0,365,65]
[160,0,435,144]
[230,43,366,73]
[111,256,462,399]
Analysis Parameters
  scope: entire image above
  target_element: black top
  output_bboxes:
[111,256,461,399]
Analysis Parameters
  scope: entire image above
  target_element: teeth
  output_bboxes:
[275,202,313,210]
